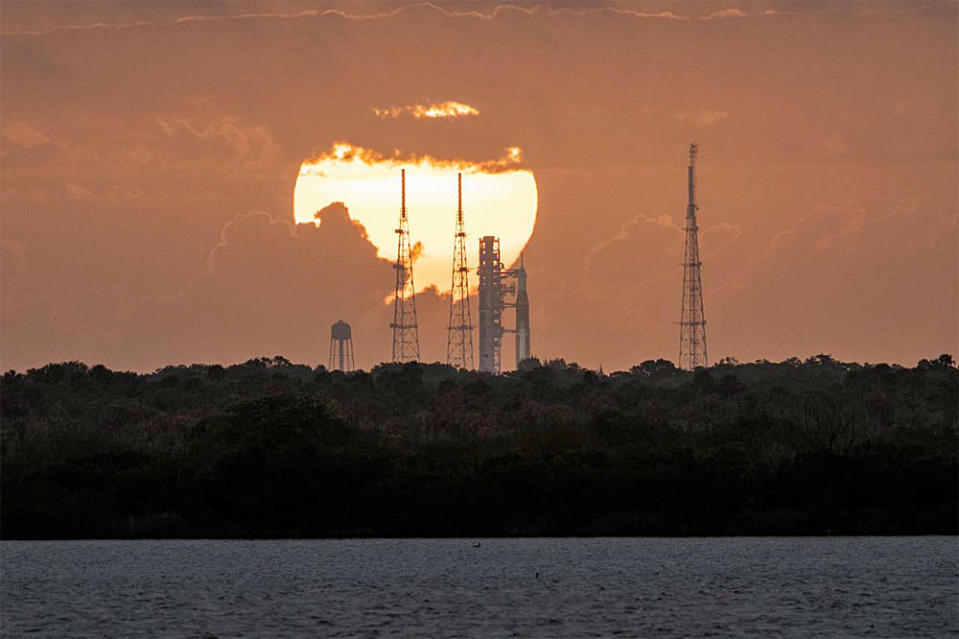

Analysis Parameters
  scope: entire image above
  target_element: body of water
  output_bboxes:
[2,537,956,637]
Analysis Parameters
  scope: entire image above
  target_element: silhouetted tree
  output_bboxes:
[1,354,955,538]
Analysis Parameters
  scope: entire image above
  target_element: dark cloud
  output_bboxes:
[113,203,397,369]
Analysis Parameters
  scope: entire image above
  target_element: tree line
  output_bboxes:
[2,354,955,538]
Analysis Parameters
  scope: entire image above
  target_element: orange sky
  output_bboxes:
[1,1,956,372]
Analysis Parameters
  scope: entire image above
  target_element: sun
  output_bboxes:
[293,143,538,293]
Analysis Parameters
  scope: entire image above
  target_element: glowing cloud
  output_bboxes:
[294,143,537,295]
[372,101,480,120]
[703,8,747,19]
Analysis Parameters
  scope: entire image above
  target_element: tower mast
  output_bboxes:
[679,143,708,370]
[447,173,474,369]
[391,168,419,362]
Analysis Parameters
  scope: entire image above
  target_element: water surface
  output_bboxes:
[3,537,956,637]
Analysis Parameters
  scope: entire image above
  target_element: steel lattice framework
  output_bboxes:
[477,237,530,374]
[447,173,474,369]
[391,168,420,362]
[679,143,708,370]
[478,236,504,374]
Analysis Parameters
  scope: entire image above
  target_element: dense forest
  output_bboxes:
[2,354,956,538]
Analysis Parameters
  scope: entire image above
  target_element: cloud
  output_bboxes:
[3,3,697,35]
[585,214,683,291]
[373,100,479,120]
[1,122,51,149]
[115,201,466,369]
[112,203,400,369]
[674,109,729,126]
[580,197,957,366]
[155,115,280,168]
[703,8,747,20]
[586,213,742,295]
[300,142,526,175]
[718,201,958,362]
[761,204,868,262]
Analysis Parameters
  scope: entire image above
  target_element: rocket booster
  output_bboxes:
[515,253,530,367]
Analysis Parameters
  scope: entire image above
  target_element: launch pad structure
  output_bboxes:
[374,142,704,373]
[478,236,530,374]
[383,168,532,372]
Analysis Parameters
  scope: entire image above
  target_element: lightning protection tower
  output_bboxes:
[391,168,420,362]
[447,173,474,369]
[329,319,355,372]
[678,143,708,369]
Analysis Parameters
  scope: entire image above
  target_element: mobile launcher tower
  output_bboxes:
[478,236,530,374]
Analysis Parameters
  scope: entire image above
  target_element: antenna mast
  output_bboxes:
[679,143,708,369]
[391,168,420,362]
[447,173,474,369]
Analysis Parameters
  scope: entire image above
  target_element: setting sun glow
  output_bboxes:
[293,143,538,294]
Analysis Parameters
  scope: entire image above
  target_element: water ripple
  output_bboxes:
[2,538,956,638]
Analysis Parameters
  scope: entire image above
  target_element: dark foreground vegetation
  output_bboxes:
[2,354,956,538]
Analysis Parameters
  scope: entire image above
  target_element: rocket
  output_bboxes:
[514,252,530,367]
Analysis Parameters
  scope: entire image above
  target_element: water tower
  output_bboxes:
[329,319,355,372]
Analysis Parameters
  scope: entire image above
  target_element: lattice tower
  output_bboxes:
[447,173,474,369]
[679,143,708,370]
[391,168,420,362]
